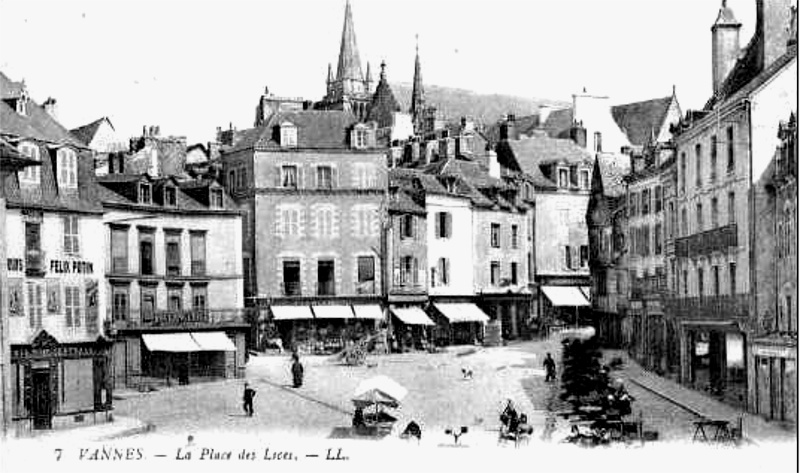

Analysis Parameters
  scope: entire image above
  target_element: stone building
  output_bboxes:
[96,172,248,389]
[1,71,112,434]
[668,0,796,408]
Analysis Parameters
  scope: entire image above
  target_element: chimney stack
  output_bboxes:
[711,0,741,96]
[43,97,57,120]
[570,120,587,148]
[757,0,794,69]
[499,114,518,141]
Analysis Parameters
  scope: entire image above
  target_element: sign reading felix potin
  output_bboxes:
[49,260,94,274]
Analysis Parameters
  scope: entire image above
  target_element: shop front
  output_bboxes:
[389,305,435,351]
[138,331,239,385]
[428,302,490,346]
[269,304,384,355]
[681,321,747,408]
[11,330,112,435]
[749,339,797,425]
[540,286,592,336]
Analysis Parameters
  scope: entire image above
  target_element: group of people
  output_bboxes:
[499,399,534,440]
[241,352,305,417]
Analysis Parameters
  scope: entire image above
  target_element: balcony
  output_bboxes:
[663,294,749,320]
[108,308,249,331]
[674,224,737,258]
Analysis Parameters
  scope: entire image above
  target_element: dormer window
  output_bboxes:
[15,90,29,116]
[164,186,177,206]
[280,122,297,148]
[210,188,223,208]
[557,167,569,188]
[57,148,78,188]
[18,142,40,183]
[139,183,152,204]
[579,169,590,189]
[352,125,368,149]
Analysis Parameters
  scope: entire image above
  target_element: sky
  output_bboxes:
[0,0,770,144]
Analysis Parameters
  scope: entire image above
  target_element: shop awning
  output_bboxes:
[391,307,435,326]
[580,286,592,302]
[191,332,236,352]
[541,286,591,307]
[352,305,384,320]
[142,333,201,352]
[313,305,354,319]
[433,303,490,324]
[271,305,314,320]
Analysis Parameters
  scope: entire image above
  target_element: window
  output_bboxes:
[138,229,155,275]
[64,286,81,328]
[654,186,662,213]
[19,143,40,183]
[355,164,377,188]
[400,256,417,285]
[438,258,449,285]
[580,245,589,268]
[210,188,223,208]
[281,165,298,188]
[642,189,650,215]
[140,287,156,323]
[490,261,500,285]
[280,123,297,148]
[681,208,688,236]
[510,262,519,285]
[192,286,207,312]
[317,260,335,296]
[713,266,720,296]
[711,197,719,228]
[228,170,236,190]
[238,166,246,189]
[655,223,663,255]
[786,295,793,332]
[727,192,735,225]
[710,135,717,183]
[729,262,736,295]
[569,166,579,187]
[511,225,519,249]
[139,183,152,204]
[400,215,415,239]
[698,267,704,296]
[353,127,368,149]
[696,203,703,233]
[564,246,572,269]
[164,186,176,206]
[25,221,43,276]
[281,207,300,236]
[190,231,206,276]
[629,192,638,217]
[355,207,375,237]
[112,285,129,321]
[357,256,375,294]
[167,287,183,312]
[283,260,301,296]
[57,148,77,188]
[27,282,43,328]
[726,126,735,172]
[491,223,501,248]
[558,168,569,188]
[316,166,333,189]
[435,212,452,238]
[695,143,702,187]
[111,226,128,273]
[668,202,675,238]
[165,231,181,277]
[680,152,686,193]
[316,207,334,239]
[642,226,650,256]
[63,215,80,255]
[593,132,602,153]
[682,269,688,295]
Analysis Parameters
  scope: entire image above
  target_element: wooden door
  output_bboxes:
[31,369,52,430]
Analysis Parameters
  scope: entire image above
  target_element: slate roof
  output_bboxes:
[366,66,401,128]
[226,110,360,152]
[611,96,674,147]
[388,188,426,214]
[541,107,574,139]
[496,135,593,191]
[483,115,540,144]
[596,153,630,198]
[70,117,112,146]
[714,2,740,26]
[96,173,237,212]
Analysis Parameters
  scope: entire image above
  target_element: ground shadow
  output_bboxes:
[328,426,390,440]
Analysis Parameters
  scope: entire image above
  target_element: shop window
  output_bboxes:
[283,260,301,296]
[317,260,335,296]
[357,256,375,294]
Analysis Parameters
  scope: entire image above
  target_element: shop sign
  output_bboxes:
[49,259,94,274]
[12,345,100,361]
[753,345,794,359]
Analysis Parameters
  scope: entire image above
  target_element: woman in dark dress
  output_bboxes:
[291,353,304,388]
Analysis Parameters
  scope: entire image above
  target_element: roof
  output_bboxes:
[336,1,363,82]
[714,2,740,27]
[611,96,674,146]
[596,153,630,198]
[541,107,574,139]
[504,135,593,189]
[96,173,237,212]
[483,115,540,144]
[388,188,425,214]
[366,65,401,128]
[70,117,112,146]
[225,110,361,152]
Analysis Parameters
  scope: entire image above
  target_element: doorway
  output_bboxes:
[31,369,52,430]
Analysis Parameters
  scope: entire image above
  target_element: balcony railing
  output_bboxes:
[630,275,667,299]
[283,282,301,296]
[663,294,749,319]
[108,308,248,330]
[674,224,737,258]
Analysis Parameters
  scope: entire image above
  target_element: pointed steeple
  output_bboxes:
[336,0,364,82]
[366,61,401,128]
[365,62,373,92]
[410,35,425,128]
[327,63,334,84]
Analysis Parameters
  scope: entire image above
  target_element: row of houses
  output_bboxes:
[587,0,797,426]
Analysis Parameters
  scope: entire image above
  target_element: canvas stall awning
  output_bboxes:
[541,286,591,307]
[352,305,384,320]
[271,305,314,320]
[433,303,490,324]
[191,331,236,351]
[391,307,435,326]
[142,333,201,352]
[313,305,354,319]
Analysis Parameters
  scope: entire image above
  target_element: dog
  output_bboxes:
[461,367,474,380]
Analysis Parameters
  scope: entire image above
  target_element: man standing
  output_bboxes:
[543,352,557,382]
[242,382,256,416]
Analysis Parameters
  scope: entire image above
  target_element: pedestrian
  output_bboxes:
[291,353,304,388]
[242,382,256,416]
[543,352,556,382]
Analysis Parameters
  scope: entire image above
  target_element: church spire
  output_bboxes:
[410,34,425,130]
[336,0,364,82]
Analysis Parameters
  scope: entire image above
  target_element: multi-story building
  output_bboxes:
[1,71,112,434]
[96,172,248,388]
[750,113,797,425]
[668,0,796,408]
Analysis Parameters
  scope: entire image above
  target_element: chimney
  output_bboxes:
[43,97,57,120]
[570,121,587,148]
[439,137,455,160]
[757,0,794,68]
[711,0,742,96]
[500,114,517,141]
[488,150,500,179]
[539,105,554,125]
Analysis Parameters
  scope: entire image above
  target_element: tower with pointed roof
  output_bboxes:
[410,36,425,133]
[317,1,372,121]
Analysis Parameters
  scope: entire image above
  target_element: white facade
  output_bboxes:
[426,194,473,296]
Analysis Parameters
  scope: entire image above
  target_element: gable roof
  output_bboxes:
[70,117,113,146]
[611,96,674,146]
[497,135,592,190]
[225,110,361,152]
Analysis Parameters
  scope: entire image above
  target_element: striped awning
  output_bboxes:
[142,333,201,352]
[391,307,435,326]
[352,305,384,320]
[312,305,354,319]
[433,303,490,324]
[271,305,314,320]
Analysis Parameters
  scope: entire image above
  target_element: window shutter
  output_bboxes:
[332,166,339,189]
[435,213,441,237]
[274,166,282,187]
[413,258,419,284]
[446,213,452,238]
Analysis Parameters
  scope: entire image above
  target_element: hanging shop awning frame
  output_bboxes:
[271,305,314,320]
[541,286,591,307]
[433,303,490,324]
[191,331,236,351]
[352,305,384,320]
[391,306,435,326]
[312,305,355,319]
